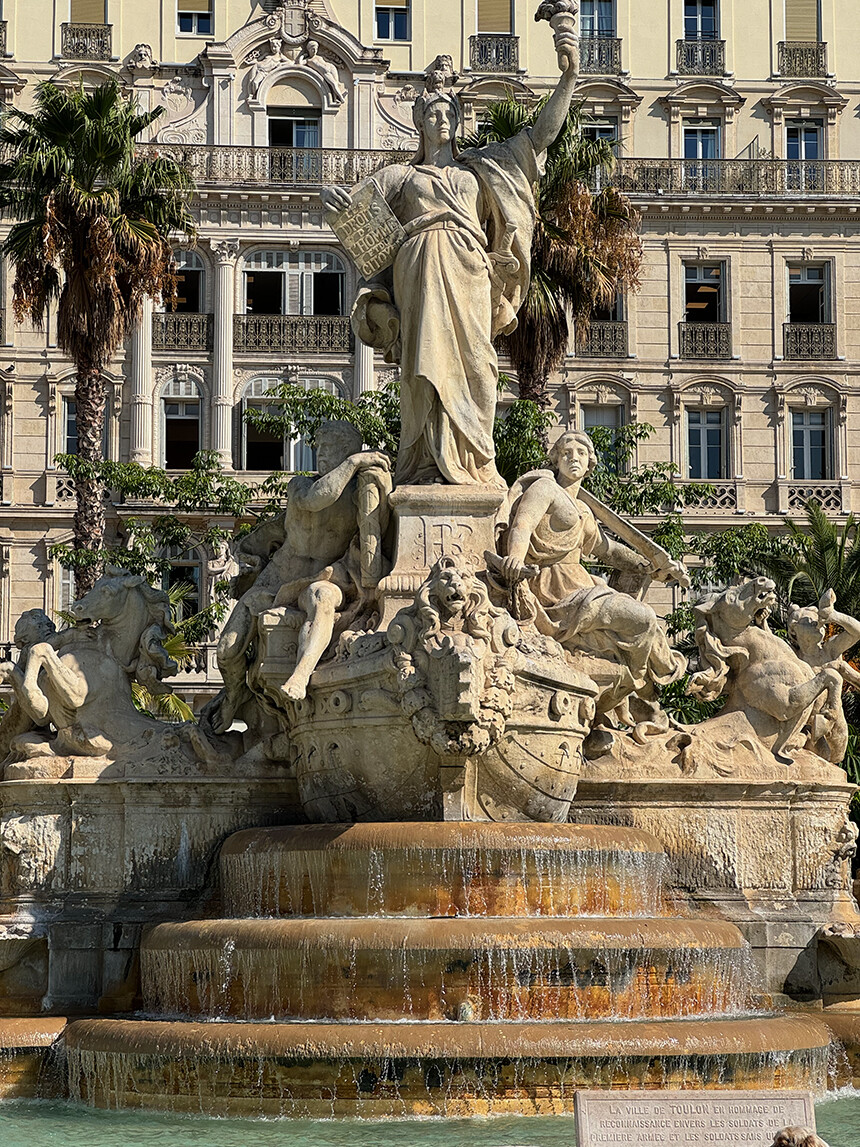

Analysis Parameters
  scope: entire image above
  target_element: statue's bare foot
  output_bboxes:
[281,676,309,702]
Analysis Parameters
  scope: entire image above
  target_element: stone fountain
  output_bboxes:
[1,0,859,1118]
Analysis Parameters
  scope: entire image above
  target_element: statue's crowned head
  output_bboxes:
[411,90,461,163]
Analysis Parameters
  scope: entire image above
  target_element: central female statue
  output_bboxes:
[321,22,580,487]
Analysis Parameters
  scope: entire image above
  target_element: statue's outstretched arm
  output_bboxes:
[530,30,579,154]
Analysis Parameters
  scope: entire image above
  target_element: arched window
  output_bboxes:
[161,377,201,469]
[173,250,205,313]
[241,376,341,472]
[244,250,345,317]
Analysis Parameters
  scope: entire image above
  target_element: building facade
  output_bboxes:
[0,0,856,703]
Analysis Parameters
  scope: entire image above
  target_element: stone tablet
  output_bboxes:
[575,1090,816,1146]
[325,180,407,279]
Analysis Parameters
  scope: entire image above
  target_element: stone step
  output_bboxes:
[220,821,671,919]
[64,1015,832,1119]
[141,916,752,1022]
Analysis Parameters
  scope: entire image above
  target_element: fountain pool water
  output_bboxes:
[0,1097,859,1147]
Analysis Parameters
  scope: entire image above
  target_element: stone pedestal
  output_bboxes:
[378,484,507,624]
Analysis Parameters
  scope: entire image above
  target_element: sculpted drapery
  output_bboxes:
[351,130,543,487]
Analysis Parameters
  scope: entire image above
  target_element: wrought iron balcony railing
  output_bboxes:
[679,322,732,360]
[152,313,214,352]
[578,320,628,359]
[0,22,7,57]
[613,158,860,197]
[784,323,837,360]
[676,38,726,75]
[234,314,353,354]
[580,36,622,75]
[778,40,827,77]
[61,22,112,60]
[469,34,519,73]
[136,144,406,188]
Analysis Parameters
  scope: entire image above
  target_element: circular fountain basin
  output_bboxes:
[219,821,670,918]
[64,1015,832,1119]
[141,916,751,1022]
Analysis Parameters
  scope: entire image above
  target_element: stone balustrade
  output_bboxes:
[233,314,352,354]
[469,33,520,73]
[60,22,112,60]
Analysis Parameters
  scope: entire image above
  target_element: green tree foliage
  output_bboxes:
[0,80,195,592]
[463,97,642,409]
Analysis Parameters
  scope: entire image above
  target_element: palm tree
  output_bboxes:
[761,499,860,618]
[0,80,195,593]
[463,97,642,410]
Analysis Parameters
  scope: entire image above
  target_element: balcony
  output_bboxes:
[578,320,628,359]
[613,158,860,197]
[152,313,214,353]
[61,22,112,60]
[682,481,739,513]
[676,38,726,76]
[233,314,352,354]
[784,482,843,514]
[679,322,732,360]
[469,34,519,73]
[136,144,405,189]
[580,36,622,76]
[778,41,827,77]
[784,323,837,361]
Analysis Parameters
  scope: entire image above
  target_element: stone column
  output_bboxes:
[354,337,375,395]
[129,296,153,465]
[210,239,240,470]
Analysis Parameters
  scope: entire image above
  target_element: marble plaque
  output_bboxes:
[575,1090,816,1146]
[325,181,406,279]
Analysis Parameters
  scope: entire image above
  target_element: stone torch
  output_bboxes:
[535,0,580,77]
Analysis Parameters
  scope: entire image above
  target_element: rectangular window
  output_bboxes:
[164,401,200,469]
[164,563,200,622]
[785,0,820,41]
[684,263,725,322]
[582,404,623,472]
[580,0,614,37]
[245,271,283,315]
[684,0,718,40]
[268,109,321,148]
[683,118,721,160]
[376,0,409,40]
[71,0,105,21]
[245,407,285,471]
[789,264,829,323]
[792,409,830,480]
[174,268,203,313]
[592,293,624,322]
[786,119,822,161]
[64,398,78,455]
[687,408,726,480]
[177,0,213,36]
[477,0,512,33]
[60,567,76,612]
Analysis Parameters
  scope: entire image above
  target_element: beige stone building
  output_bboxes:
[0,0,856,701]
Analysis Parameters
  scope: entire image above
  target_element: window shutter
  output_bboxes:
[380,0,409,7]
[478,0,511,33]
[286,273,302,316]
[179,0,213,11]
[785,0,819,41]
[71,0,106,21]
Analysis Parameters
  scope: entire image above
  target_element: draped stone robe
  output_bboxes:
[352,130,543,487]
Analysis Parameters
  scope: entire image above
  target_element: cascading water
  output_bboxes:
[62,821,833,1117]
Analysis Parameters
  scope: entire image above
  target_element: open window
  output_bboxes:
[684,263,725,322]
[268,107,320,148]
[173,251,205,313]
[788,264,830,324]
[241,377,341,472]
[161,378,201,470]
[244,251,345,317]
